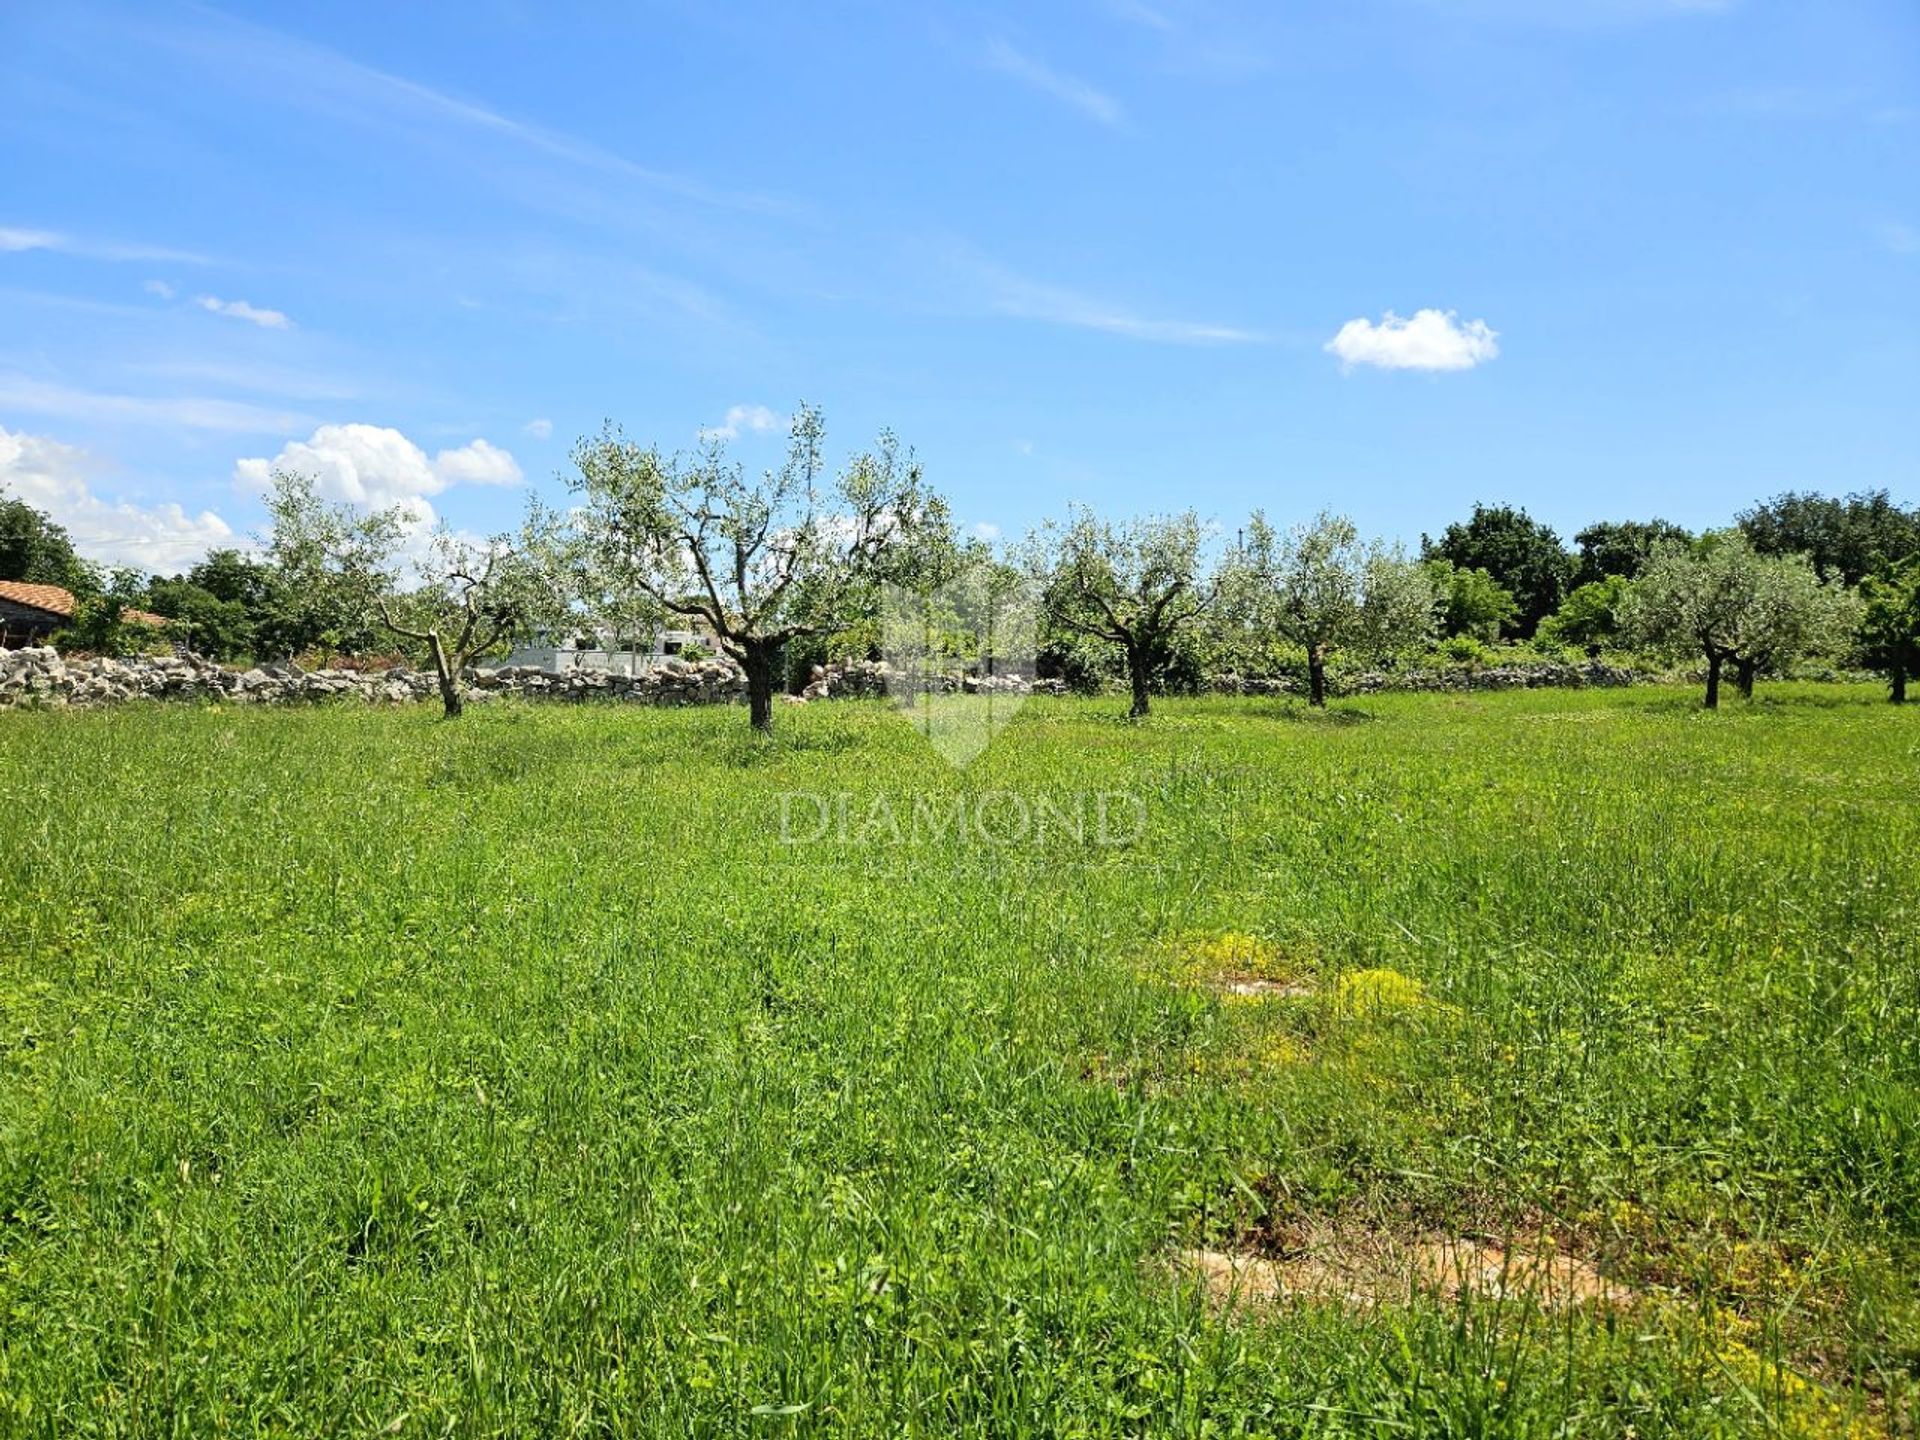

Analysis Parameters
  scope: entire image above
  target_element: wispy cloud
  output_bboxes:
[377,238,739,334]
[971,259,1260,345]
[523,417,554,439]
[0,375,308,434]
[1410,0,1738,24]
[1105,0,1176,31]
[117,356,362,403]
[0,286,167,320]
[195,294,293,330]
[1094,1,1271,81]
[1325,309,1499,372]
[984,39,1124,128]
[0,228,62,254]
[1873,221,1919,256]
[699,404,783,442]
[144,279,176,299]
[0,226,208,264]
[1693,86,1866,119]
[135,10,791,217]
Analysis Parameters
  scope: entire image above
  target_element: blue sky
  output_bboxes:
[1,0,1915,572]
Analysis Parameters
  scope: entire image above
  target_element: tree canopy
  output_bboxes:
[1538,576,1629,652]
[1424,560,1518,643]
[1858,557,1920,704]
[1237,513,1433,705]
[1738,489,1920,586]
[0,492,93,592]
[1036,507,1212,718]
[1572,519,1693,588]
[1622,534,1856,707]
[567,405,945,732]
[258,471,407,659]
[1423,504,1574,637]
[379,529,548,717]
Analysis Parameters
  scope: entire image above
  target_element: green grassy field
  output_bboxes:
[2,686,1917,1437]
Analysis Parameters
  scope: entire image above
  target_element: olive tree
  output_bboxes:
[568,405,943,733]
[1727,552,1858,698]
[1234,512,1435,706]
[263,470,544,717]
[378,528,547,718]
[260,470,405,659]
[1858,558,1920,704]
[1622,534,1855,707]
[1034,507,1212,719]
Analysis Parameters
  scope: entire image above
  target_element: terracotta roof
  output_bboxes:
[0,580,77,618]
[0,581,168,627]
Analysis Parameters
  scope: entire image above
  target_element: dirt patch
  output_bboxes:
[1173,1225,1634,1312]
[1158,932,1318,1001]
[1213,975,1317,1000]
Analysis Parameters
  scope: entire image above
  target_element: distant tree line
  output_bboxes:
[4,418,1918,725]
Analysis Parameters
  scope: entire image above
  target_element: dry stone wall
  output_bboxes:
[0,648,746,710]
[1209,659,1640,696]
[0,646,1640,713]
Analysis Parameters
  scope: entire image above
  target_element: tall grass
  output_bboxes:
[1,685,1915,1435]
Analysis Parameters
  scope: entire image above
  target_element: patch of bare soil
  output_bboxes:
[1174,1223,1634,1312]
[1211,976,1316,1000]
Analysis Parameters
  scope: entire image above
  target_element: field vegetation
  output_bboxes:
[2,685,1916,1435]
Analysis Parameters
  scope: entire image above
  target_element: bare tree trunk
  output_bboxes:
[1892,663,1908,705]
[1704,649,1722,709]
[1127,644,1151,719]
[1308,645,1328,708]
[1735,656,1757,700]
[744,643,777,733]
[429,634,463,718]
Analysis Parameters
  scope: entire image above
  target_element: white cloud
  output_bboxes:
[1325,309,1499,372]
[233,424,522,524]
[0,228,63,253]
[699,404,783,442]
[0,425,235,571]
[0,226,207,263]
[984,39,1124,127]
[429,437,522,486]
[0,375,307,434]
[972,522,1002,541]
[144,278,177,299]
[522,417,553,439]
[196,294,292,329]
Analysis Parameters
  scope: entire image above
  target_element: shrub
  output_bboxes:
[1436,634,1493,668]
